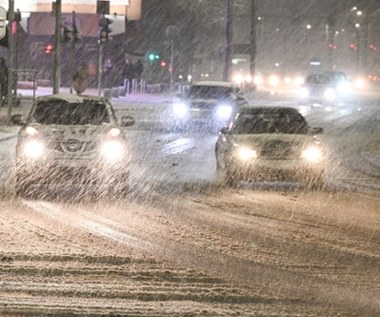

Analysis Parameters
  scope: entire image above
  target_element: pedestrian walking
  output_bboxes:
[73,64,88,95]
[0,57,8,106]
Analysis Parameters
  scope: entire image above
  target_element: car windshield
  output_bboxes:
[232,110,309,134]
[187,86,233,99]
[32,100,110,125]
[306,72,348,85]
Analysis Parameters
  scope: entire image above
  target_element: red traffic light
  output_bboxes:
[45,43,53,54]
[160,60,167,67]
[349,43,357,50]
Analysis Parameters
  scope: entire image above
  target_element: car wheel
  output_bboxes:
[216,164,238,187]
[307,173,326,190]
[14,172,34,198]
[108,174,130,199]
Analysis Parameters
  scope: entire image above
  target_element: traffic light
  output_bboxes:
[146,52,160,62]
[349,43,357,50]
[98,16,113,43]
[45,43,54,55]
[160,60,167,67]
[369,43,377,51]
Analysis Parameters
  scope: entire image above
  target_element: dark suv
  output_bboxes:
[169,81,248,132]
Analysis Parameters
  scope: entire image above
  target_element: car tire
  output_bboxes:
[216,164,238,187]
[307,173,326,191]
[108,174,130,199]
[14,172,34,198]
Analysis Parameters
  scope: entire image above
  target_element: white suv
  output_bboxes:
[13,94,135,198]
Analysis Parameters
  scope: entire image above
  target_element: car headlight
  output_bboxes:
[26,127,39,136]
[216,104,233,120]
[100,140,125,162]
[324,88,336,101]
[298,87,310,99]
[22,140,45,159]
[337,81,351,94]
[107,128,121,137]
[173,102,189,118]
[236,147,258,161]
[301,146,322,163]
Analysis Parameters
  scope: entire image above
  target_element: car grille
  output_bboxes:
[48,140,98,153]
[191,101,215,109]
[260,140,298,159]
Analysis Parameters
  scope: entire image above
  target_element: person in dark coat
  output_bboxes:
[134,60,144,80]
[0,57,8,106]
[73,64,88,95]
[103,58,114,88]
[123,59,135,93]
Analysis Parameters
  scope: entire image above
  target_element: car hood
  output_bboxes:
[21,124,118,142]
[186,97,233,104]
[229,133,316,148]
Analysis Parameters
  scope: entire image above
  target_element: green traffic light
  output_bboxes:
[147,52,161,62]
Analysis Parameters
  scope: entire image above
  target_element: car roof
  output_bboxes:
[237,106,301,114]
[36,93,108,104]
[192,81,233,88]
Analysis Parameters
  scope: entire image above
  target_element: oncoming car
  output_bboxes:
[170,81,248,131]
[297,71,353,104]
[12,94,135,197]
[215,106,325,188]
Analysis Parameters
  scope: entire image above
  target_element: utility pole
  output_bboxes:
[7,0,14,124]
[249,0,256,87]
[70,11,77,93]
[53,0,61,94]
[223,0,232,82]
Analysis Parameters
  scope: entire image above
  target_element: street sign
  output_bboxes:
[0,6,6,40]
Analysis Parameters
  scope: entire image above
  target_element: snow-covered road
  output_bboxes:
[0,96,379,316]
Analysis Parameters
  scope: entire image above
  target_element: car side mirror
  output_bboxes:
[120,115,135,127]
[10,114,24,126]
[309,127,323,134]
[220,127,230,135]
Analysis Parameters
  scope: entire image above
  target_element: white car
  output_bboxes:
[170,81,248,132]
[297,71,354,104]
[12,94,135,198]
[215,106,325,188]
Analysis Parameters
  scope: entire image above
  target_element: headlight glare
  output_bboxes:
[324,88,336,101]
[26,127,39,136]
[23,140,45,159]
[173,102,189,118]
[216,104,232,120]
[107,128,121,137]
[301,146,322,163]
[237,147,257,161]
[100,140,125,162]
[298,87,309,99]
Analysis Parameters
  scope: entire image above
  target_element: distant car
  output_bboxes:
[215,106,325,188]
[297,71,354,104]
[13,94,135,197]
[170,81,249,131]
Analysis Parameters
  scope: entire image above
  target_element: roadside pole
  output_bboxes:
[53,0,61,94]
[223,0,232,82]
[98,43,103,96]
[7,0,14,125]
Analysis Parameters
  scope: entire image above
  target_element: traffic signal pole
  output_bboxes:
[223,0,232,82]
[7,0,14,124]
[98,43,103,96]
[53,0,61,94]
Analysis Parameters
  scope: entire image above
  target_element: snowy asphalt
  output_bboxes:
[1,87,380,171]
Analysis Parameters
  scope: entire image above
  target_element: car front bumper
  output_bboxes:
[225,158,325,182]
